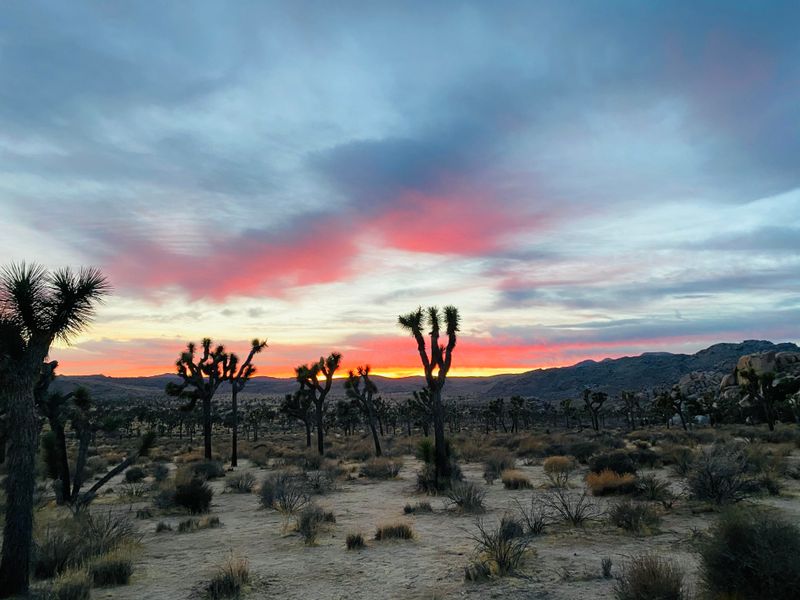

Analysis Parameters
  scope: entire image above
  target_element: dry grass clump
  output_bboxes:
[174,475,214,513]
[375,523,414,540]
[206,554,250,599]
[608,500,661,534]
[259,471,309,514]
[295,503,335,545]
[464,518,530,581]
[586,469,638,496]
[500,469,532,490]
[345,532,365,550]
[190,459,226,480]
[124,466,146,483]
[688,443,751,505]
[589,450,637,476]
[445,481,487,513]
[48,568,92,600]
[88,546,134,587]
[543,455,576,487]
[482,450,516,484]
[360,457,403,479]
[155,521,172,533]
[177,515,221,533]
[225,472,256,493]
[634,474,675,508]
[614,554,688,600]
[404,501,433,514]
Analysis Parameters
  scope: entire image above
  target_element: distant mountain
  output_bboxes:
[53,340,798,403]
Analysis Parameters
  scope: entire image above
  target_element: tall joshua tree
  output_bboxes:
[344,365,382,457]
[582,389,607,432]
[296,352,341,456]
[166,339,230,460]
[281,382,314,447]
[398,305,459,486]
[227,339,267,466]
[0,263,109,597]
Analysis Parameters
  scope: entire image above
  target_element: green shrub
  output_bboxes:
[225,472,256,493]
[403,501,432,514]
[608,500,661,534]
[206,554,249,599]
[614,554,687,600]
[375,523,414,540]
[483,451,516,484]
[498,515,524,540]
[445,481,486,513]
[177,515,220,533]
[416,438,435,464]
[151,462,169,482]
[467,519,529,577]
[49,569,92,600]
[346,532,365,550]
[191,460,225,480]
[155,521,172,533]
[589,450,637,476]
[259,472,308,513]
[699,507,800,599]
[175,477,213,513]
[89,547,134,586]
[124,466,146,483]
[634,474,674,507]
[688,443,750,504]
[296,504,327,545]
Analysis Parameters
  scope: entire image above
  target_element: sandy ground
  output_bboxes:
[91,451,800,600]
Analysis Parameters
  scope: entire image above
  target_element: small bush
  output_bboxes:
[468,519,529,576]
[586,469,638,496]
[633,474,673,506]
[664,445,695,476]
[259,472,308,513]
[177,515,220,533]
[501,469,532,490]
[514,496,550,535]
[483,451,516,484]
[225,472,256,494]
[361,457,403,479]
[296,504,327,545]
[543,487,602,526]
[346,532,365,550]
[464,559,494,582]
[89,547,134,586]
[375,523,414,540]
[404,501,433,515]
[124,466,146,483]
[155,521,172,533]
[589,450,637,476]
[499,515,525,540]
[175,477,213,514]
[614,554,688,600]
[50,569,92,600]
[699,507,800,599]
[543,455,575,488]
[120,481,149,498]
[416,438,435,464]
[206,554,249,599]
[602,556,613,579]
[609,500,661,534]
[191,460,226,480]
[688,443,750,505]
[151,462,169,482]
[445,481,486,513]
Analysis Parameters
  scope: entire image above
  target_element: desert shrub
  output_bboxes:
[120,481,149,499]
[151,462,169,482]
[346,532,365,550]
[206,554,249,599]
[260,472,308,514]
[468,519,530,576]
[404,501,432,514]
[177,516,220,533]
[633,474,673,504]
[586,469,638,496]
[225,472,256,493]
[602,557,613,579]
[543,487,602,526]
[698,507,800,599]
[49,569,92,600]
[501,469,532,490]
[559,440,601,463]
[609,500,661,534]
[375,523,414,540]
[627,447,660,469]
[361,457,403,479]
[464,559,494,582]
[124,466,146,483]
[445,481,486,513]
[514,495,550,535]
[191,460,225,480]
[543,455,576,488]
[296,504,327,545]
[135,508,153,519]
[299,450,324,471]
[416,438,435,464]
[33,525,75,580]
[152,484,177,509]
[483,451,516,484]
[662,445,695,476]
[589,450,637,476]
[498,515,525,540]
[86,456,108,475]
[457,438,489,462]
[155,521,172,533]
[688,443,751,504]
[175,477,213,514]
[614,554,688,600]
[89,547,134,586]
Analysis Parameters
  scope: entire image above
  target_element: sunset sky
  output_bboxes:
[1,2,798,378]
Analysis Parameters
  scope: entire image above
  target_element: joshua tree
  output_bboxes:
[654,387,688,430]
[296,352,342,455]
[166,338,231,460]
[398,305,459,486]
[227,339,267,466]
[739,369,799,431]
[281,383,314,447]
[583,389,607,432]
[620,390,640,430]
[344,365,382,456]
[0,263,109,597]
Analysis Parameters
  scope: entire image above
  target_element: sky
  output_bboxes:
[1,1,799,378]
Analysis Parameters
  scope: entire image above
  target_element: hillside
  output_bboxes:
[53,340,798,403]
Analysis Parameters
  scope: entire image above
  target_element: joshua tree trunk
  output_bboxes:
[432,387,450,481]
[315,401,324,456]
[70,427,91,501]
[0,379,38,597]
[367,405,382,457]
[50,419,72,504]
[202,396,212,460]
[231,387,239,467]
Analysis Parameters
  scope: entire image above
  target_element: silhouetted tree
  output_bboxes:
[296,352,341,455]
[166,339,230,460]
[227,339,267,466]
[281,383,314,447]
[345,365,382,456]
[0,263,109,597]
[398,305,459,486]
[583,389,607,431]
[739,369,799,431]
